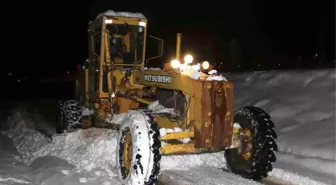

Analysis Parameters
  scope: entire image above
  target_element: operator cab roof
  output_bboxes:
[95,10,146,20]
[90,10,147,31]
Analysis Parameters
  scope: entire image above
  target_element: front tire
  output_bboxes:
[225,106,278,181]
[117,111,161,185]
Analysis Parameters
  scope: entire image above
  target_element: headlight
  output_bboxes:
[184,54,193,64]
[202,61,210,70]
[171,59,181,69]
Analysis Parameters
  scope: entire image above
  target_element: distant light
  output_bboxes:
[8,73,12,76]
[17,79,20,83]
[95,69,99,72]
[278,64,281,66]
[67,71,70,74]
[315,53,318,56]
[257,64,260,67]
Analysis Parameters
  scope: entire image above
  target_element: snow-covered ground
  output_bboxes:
[0,69,335,185]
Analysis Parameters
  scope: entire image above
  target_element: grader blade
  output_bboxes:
[195,80,234,149]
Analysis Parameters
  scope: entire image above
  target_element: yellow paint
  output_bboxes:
[123,132,132,174]
[154,116,181,129]
[204,122,209,128]
[161,143,198,155]
[160,131,194,140]
[233,127,240,134]
[243,129,252,137]
[176,33,182,60]
[242,151,251,160]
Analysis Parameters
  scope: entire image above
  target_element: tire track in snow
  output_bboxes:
[158,166,260,185]
[157,166,305,185]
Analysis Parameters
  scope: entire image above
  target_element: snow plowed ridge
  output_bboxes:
[2,110,119,175]
[226,69,336,160]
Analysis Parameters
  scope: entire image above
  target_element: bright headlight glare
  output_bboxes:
[104,19,112,24]
[139,21,146,27]
[171,59,181,69]
[202,61,210,70]
[184,54,193,64]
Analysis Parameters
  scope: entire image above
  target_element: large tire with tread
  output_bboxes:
[225,106,278,181]
[117,111,161,185]
[56,100,83,133]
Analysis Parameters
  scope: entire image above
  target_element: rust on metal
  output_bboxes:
[195,81,234,149]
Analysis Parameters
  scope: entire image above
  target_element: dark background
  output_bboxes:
[1,0,335,100]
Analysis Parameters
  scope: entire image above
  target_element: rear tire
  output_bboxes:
[56,100,82,133]
[56,101,67,133]
[225,106,277,181]
[117,111,161,185]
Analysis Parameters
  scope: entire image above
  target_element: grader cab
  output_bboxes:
[58,10,278,185]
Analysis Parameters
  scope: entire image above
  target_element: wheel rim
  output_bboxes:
[122,129,133,178]
[231,126,253,164]
[239,128,253,160]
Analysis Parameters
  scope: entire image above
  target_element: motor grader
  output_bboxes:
[57,10,278,185]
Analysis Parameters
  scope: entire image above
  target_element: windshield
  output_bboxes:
[107,23,145,65]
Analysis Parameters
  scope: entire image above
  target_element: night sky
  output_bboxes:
[3,0,335,79]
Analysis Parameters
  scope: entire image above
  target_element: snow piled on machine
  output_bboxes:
[143,64,228,81]
[96,10,146,19]
[179,64,227,81]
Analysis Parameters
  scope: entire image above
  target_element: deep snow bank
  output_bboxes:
[2,109,119,179]
[225,69,336,161]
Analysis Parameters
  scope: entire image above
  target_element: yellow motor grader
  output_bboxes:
[57,10,278,185]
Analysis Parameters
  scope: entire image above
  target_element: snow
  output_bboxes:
[147,100,175,114]
[208,69,218,75]
[143,63,228,81]
[106,100,175,124]
[179,63,227,81]
[142,67,161,70]
[225,69,335,160]
[159,127,191,144]
[96,10,146,19]
[81,107,94,116]
[0,68,335,185]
